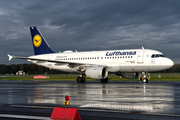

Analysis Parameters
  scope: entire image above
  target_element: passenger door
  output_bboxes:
[137,51,144,64]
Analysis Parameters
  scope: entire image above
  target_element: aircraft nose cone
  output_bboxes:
[167,58,174,68]
[170,59,174,66]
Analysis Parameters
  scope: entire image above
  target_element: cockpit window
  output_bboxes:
[159,54,165,57]
[151,54,156,58]
[151,54,165,58]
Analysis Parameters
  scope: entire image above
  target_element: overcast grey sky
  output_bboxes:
[1,0,180,64]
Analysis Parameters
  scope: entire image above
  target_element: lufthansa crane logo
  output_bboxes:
[33,34,42,47]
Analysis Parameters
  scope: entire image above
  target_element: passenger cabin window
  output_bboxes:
[151,54,165,58]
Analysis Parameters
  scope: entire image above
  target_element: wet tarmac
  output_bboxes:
[0,80,180,120]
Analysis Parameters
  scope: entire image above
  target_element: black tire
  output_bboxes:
[146,79,149,83]
[77,77,82,83]
[77,77,86,83]
[101,77,108,83]
[143,78,148,83]
[82,77,86,83]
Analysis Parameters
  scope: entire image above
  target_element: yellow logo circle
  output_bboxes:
[33,35,42,47]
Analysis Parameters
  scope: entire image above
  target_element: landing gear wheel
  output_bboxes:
[143,78,149,83]
[77,77,82,83]
[82,77,86,83]
[101,77,108,83]
[77,77,86,83]
[141,72,149,83]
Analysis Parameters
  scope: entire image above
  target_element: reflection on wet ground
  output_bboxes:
[0,80,179,115]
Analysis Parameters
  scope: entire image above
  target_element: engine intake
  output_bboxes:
[85,66,108,79]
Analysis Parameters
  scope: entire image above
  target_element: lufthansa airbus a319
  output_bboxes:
[8,27,174,83]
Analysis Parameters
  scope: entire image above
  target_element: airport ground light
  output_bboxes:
[50,95,81,120]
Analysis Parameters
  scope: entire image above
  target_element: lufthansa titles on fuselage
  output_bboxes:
[106,51,136,56]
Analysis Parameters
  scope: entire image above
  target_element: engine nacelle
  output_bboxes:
[85,67,108,79]
[117,72,139,79]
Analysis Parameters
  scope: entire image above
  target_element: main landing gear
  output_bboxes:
[76,76,86,83]
[76,76,108,83]
[100,77,108,83]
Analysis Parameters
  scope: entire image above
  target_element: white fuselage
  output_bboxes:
[28,49,174,73]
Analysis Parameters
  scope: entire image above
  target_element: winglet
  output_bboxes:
[7,54,13,61]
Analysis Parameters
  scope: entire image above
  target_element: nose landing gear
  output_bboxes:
[139,72,149,83]
[143,78,149,83]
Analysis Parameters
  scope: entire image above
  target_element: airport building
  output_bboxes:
[16,70,25,75]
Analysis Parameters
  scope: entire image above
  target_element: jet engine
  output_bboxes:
[116,72,139,79]
[85,66,108,79]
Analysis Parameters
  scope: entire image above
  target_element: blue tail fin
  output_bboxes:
[30,27,55,55]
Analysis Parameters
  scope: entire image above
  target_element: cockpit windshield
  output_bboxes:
[151,54,165,58]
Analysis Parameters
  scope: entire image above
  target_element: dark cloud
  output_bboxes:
[1,0,180,64]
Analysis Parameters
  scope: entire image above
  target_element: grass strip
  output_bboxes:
[1,73,180,81]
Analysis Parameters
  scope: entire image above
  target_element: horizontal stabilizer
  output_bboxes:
[7,54,13,61]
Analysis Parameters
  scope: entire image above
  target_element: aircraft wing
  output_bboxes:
[7,54,106,68]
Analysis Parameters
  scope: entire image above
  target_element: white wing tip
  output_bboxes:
[7,54,13,61]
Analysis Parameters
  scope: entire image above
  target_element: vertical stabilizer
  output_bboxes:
[30,27,55,55]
